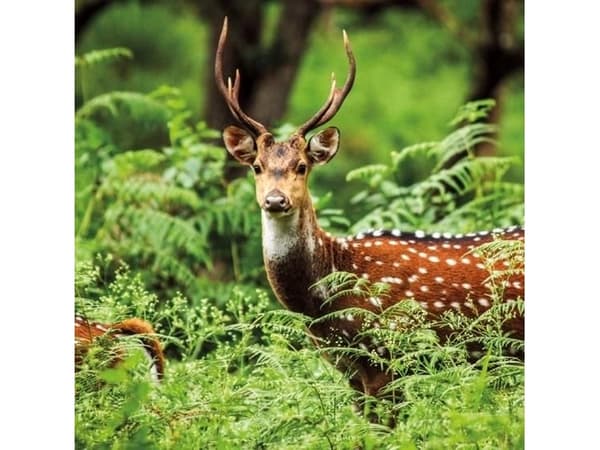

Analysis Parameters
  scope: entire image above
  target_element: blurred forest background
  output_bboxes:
[76,0,523,197]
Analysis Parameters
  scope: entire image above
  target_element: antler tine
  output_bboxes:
[296,75,337,137]
[215,17,267,136]
[296,30,356,137]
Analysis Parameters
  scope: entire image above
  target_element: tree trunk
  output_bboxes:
[202,0,320,131]
[249,0,320,127]
[468,0,523,156]
[199,0,321,179]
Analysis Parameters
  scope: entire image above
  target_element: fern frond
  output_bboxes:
[76,48,133,68]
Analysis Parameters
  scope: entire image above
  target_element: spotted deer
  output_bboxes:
[215,18,524,399]
[75,316,165,382]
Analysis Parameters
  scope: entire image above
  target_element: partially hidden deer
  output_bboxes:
[215,17,524,399]
[75,316,165,382]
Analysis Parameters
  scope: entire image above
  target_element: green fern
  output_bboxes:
[348,103,523,234]
[75,47,133,67]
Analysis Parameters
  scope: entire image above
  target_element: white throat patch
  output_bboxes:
[262,210,314,261]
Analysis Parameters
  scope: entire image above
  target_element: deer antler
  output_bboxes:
[215,17,268,136]
[296,30,356,137]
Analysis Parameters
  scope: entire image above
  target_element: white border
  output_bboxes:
[0,2,73,448]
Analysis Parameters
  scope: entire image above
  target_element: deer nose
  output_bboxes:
[264,190,290,213]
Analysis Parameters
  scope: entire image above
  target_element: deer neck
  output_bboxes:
[261,199,334,316]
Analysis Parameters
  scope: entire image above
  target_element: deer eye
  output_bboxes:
[252,164,262,175]
[297,163,307,175]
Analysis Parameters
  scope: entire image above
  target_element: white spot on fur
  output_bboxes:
[433,300,445,309]
[405,290,414,297]
[369,296,382,308]
[418,267,428,274]
[462,283,472,290]
[478,298,490,307]
[420,285,429,292]
[401,254,410,261]
[391,229,402,237]
[435,276,444,283]
[418,252,428,258]
[461,258,470,265]
[446,258,457,266]
[428,256,440,263]
[415,230,426,238]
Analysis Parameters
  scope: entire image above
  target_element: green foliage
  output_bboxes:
[75,47,133,68]
[347,101,523,233]
[76,254,523,449]
[76,84,265,301]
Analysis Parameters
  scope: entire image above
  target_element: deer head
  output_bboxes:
[215,17,355,218]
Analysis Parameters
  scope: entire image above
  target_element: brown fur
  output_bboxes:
[75,316,165,381]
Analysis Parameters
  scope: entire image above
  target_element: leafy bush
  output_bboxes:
[75,255,523,449]
[346,100,523,233]
[76,81,265,302]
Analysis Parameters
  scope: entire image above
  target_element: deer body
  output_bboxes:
[75,316,165,382]
[261,206,523,395]
[215,17,524,398]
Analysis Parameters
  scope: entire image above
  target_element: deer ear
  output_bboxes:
[223,126,256,165]
[307,127,340,165]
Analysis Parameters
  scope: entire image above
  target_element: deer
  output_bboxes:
[215,17,524,403]
[75,315,165,383]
